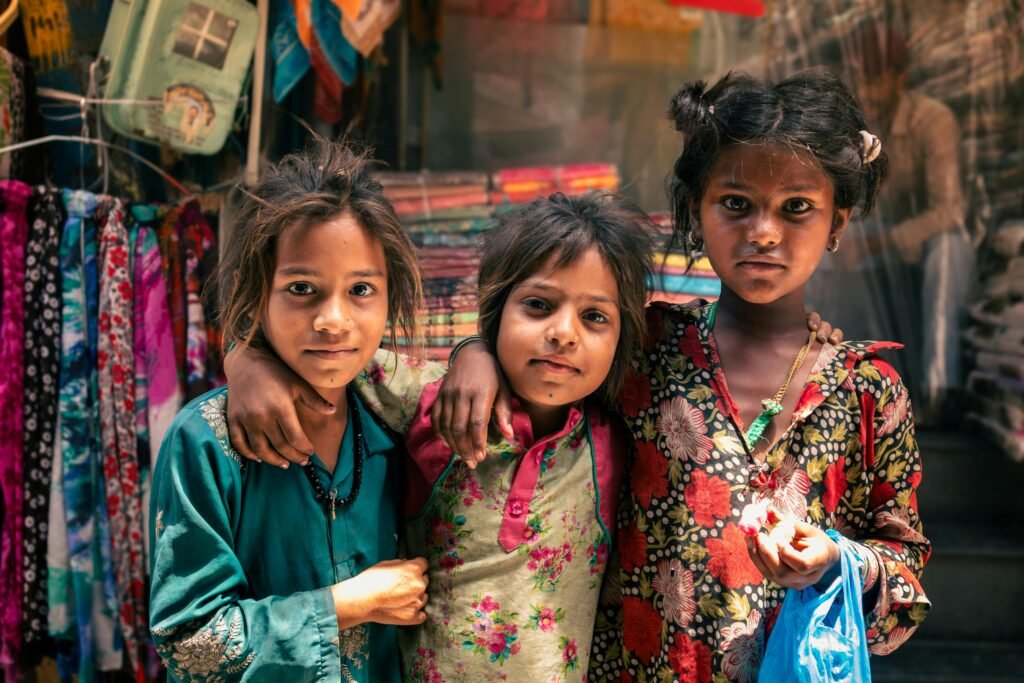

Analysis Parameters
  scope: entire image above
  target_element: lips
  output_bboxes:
[530,357,580,374]
[737,258,785,272]
[307,348,357,359]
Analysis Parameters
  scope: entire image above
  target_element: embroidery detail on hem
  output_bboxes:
[339,625,369,683]
[155,611,256,681]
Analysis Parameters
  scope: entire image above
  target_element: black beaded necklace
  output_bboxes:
[302,389,364,520]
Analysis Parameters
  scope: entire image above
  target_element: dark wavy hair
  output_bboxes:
[667,68,889,262]
[214,139,422,355]
[476,191,654,405]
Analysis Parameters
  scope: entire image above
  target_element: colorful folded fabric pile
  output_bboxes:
[648,213,721,304]
[388,210,493,362]
[490,165,557,205]
[378,170,490,221]
[491,163,620,205]
[965,219,1024,460]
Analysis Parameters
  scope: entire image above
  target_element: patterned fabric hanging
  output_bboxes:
[157,205,186,396]
[59,190,123,683]
[130,207,181,562]
[95,197,147,676]
[180,200,219,400]
[84,204,124,678]
[0,180,31,676]
[20,187,65,665]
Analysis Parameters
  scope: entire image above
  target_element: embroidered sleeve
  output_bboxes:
[854,360,932,655]
[149,406,341,681]
[353,349,447,435]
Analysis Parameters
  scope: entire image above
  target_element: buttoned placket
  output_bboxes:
[496,409,584,552]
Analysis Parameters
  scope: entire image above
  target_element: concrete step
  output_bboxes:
[872,639,1024,683]
[914,522,1024,642]
[916,430,1024,525]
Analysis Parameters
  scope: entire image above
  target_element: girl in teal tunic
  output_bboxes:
[148,141,437,682]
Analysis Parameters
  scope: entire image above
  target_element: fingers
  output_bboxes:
[805,310,844,345]
[447,390,476,467]
[243,424,290,469]
[430,387,452,447]
[409,556,429,574]
[493,379,514,440]
[754,531,782,571]
[228,419,262,464]
[806,311,822,335]
[274,419,315,466]
[806,311,832,345]
[297,384,336,416]
[468,396,491,465]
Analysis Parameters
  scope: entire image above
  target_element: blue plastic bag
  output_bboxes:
[758,530,872,683]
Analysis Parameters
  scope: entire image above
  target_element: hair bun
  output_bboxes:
[669,80,715,135]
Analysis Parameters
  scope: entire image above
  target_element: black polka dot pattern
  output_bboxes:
[20,187,64,663]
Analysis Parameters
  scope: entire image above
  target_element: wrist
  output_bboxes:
[449,335,488,365]
[332,581,369,630]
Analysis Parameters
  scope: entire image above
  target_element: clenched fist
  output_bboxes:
[332,557,430,629]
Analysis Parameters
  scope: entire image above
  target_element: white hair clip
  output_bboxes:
[859,130,881,164]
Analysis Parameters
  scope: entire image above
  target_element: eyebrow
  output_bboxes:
[276,267,386,278]
[518,281,618,305]
[714,180,824,194]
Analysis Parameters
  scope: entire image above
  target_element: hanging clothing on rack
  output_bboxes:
[0,179,31,678]
[59,190,122,683]
[130,206,181,563]
[95,196,147,677]
[157,206,187,397]
[21,186,65,667]
[180,201,218,400]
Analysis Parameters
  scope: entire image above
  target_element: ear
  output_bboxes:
[831,207,853,241]
[688,201,702,236]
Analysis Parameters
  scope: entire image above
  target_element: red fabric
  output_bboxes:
[667,0,765,17]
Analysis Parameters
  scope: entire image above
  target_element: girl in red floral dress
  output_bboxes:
[438,69,930,682]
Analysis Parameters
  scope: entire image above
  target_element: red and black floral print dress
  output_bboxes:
[587,301,931,683]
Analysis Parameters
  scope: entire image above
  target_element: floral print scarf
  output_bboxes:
[0,180,31,676]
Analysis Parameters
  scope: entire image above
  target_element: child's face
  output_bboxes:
[495,246,620,414]
[696,144,851,305]
[262,214,389,402]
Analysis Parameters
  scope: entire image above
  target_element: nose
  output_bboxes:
[314,295,353,334]
[545,308,579,349]
[746,210,782,250]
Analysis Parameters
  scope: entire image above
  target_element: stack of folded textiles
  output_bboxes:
[491,163,620,205]
[378,170,491,221]
[964,219,1024,461]
[647,213,721,304]
[391,211,495,362]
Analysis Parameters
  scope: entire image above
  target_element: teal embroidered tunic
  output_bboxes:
[149,386,403,682]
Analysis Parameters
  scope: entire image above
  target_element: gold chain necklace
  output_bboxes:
[744,329,815,449]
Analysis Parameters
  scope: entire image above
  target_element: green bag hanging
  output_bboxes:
[99,0,259,155]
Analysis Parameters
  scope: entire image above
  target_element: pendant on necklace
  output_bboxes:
[760,398,784,416]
